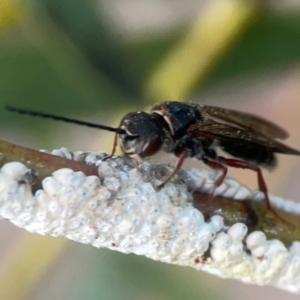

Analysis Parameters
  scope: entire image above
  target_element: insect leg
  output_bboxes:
[218,157,294,226]
[218,157,271,210]
[103,133,118,161]
[206,157,291,226]
[157,149,188,188]
[202,158,228,187]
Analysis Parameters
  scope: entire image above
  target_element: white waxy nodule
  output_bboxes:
[0,149,300,294]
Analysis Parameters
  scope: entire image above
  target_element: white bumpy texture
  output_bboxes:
[0,148,300,294]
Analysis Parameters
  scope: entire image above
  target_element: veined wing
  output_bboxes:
[188,118,300,155]
[197,105,289,140]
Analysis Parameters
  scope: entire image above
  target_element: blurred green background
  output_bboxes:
[1,0,300,299]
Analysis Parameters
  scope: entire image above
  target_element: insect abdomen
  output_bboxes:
[219,141,276,169]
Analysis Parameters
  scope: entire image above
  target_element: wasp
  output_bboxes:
[6,101,300,220]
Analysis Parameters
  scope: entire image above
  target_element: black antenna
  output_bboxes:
[5,105,126,134]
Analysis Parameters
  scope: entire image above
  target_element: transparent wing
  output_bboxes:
[198,105,289,140]
[189,118,300,155]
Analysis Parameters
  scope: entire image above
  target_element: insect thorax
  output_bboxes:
[151,101,202,138]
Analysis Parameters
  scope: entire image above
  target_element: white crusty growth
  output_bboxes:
[0,148,300,294]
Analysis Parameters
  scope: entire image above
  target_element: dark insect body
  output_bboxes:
[6,102,300,221]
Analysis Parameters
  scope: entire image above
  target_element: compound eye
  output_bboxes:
[140,132,162,157]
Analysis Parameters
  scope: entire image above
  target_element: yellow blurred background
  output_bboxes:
[1,0,300,299]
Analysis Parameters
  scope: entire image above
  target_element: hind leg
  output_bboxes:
[202,157,228,187]
[217,157,292,226]
[217,157,271,209]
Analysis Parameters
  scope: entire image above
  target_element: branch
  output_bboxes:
[0,139,300,294]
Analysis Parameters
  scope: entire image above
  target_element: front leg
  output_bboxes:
[103,133,118,161]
